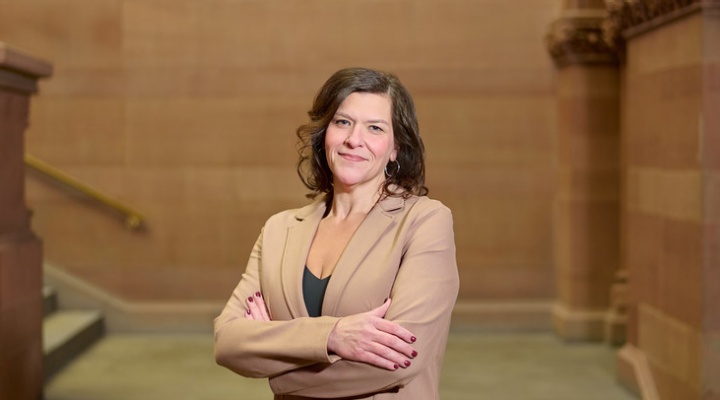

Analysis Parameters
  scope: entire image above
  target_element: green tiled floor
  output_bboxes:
[45,332,637,400]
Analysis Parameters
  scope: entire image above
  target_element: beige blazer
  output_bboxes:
[214,195,459,400]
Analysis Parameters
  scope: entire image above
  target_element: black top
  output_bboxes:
[302,266,331,317]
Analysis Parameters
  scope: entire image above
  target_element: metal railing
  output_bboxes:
[24,154,145,230]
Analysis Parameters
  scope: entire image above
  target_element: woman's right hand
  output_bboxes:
[327,298,418,371]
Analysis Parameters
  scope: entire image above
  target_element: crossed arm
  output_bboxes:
[247,295,417,371]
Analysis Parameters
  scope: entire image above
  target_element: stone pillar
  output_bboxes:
[545,4,622,341]
[0,43,52,400]
[605,1,720,398]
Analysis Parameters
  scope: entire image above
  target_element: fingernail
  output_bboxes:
[411,350,418,358]
[404,360,411,367]
[393,364,399,370]
[255,291,261,298]
[246,309,251,314]
[410,336,416,343]
[247,296,254,303]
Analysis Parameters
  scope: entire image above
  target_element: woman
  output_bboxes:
[214,67,459,399]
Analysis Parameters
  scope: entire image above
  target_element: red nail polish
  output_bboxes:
[246,309,251,314]
[410,336,416,343]
[255,291,261,297]
[411,350,418,358]
[393,364,399,370]
[247,296,254,303]
[404,360,411,367]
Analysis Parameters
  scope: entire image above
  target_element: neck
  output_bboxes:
[328,181,384,220]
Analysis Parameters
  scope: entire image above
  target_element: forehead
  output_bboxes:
[336,92,392,120]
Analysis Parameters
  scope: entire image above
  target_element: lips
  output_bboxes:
[338,152,366,162]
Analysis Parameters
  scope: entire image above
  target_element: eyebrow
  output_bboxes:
[335,112,390,126]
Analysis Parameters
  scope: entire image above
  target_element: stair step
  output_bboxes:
[42,286,58,317]
[43,310,104,380]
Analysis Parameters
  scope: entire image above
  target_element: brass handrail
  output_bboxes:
[24,154,145,230]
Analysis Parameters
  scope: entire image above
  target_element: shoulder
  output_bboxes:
[407,195,451,214]
[395,195,452,219]
[396,196,456,252]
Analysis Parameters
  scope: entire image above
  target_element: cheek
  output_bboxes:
[375,138,395,160]
[324,128,342,150]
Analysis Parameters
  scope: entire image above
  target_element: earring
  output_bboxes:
[384,160,401,177]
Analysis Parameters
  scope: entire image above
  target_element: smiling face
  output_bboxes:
[324,92,397,193]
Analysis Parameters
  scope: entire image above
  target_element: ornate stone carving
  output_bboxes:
[605,0,720,40]
[548,1,720,66]
[546,15,618,66]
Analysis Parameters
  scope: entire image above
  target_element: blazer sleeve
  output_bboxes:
[268,203,459,397]
[214,227,341,378]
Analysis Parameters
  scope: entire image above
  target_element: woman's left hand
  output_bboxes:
[245,292,271,321]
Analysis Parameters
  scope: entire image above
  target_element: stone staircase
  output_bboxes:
[42,286,104,380]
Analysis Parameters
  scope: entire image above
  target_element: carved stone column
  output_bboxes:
[0,43,52,400]
[546,7,622,341]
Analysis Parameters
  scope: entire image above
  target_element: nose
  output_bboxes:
[343,125,363,148]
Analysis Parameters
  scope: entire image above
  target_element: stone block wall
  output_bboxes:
[619,5,720,399]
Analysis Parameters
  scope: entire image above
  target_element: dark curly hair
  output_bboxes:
[296,67,428,202]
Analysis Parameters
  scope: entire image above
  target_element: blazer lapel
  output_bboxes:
[280,201,326,319]
[323,196,405,316]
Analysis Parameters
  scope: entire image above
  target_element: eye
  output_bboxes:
[333,118,351,127]
[368,125,384,133]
